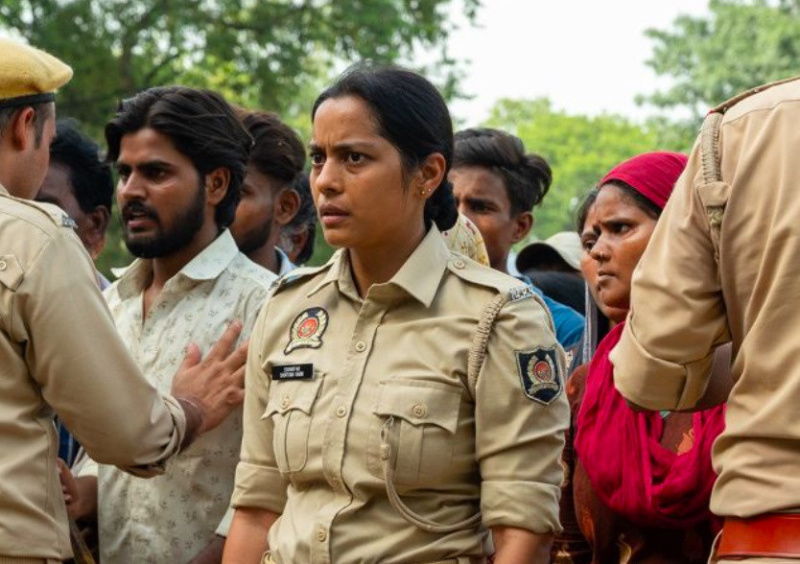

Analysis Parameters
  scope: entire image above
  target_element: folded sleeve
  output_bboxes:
[612,140,731,410]
[475,293,570,533]
[231,300,289,513]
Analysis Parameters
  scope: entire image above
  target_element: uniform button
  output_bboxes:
[335,406,347,418]
[354,341,367,352]
[316,528,328,542]
[0,260,6,271]
[279,397,290,409]
[453,259,466,269]
[412,403,427,418]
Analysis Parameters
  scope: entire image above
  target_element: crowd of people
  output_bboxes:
[1,36,798,564]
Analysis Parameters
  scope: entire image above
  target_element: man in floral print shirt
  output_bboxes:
[67,87,275,563]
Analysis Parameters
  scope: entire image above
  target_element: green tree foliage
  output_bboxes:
[1,0,477,274]
[640,0,800,119]
[0,0,478,138]
[484,98,694,239]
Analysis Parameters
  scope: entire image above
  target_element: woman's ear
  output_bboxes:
[415,153,447,200]
[206,167,231,205]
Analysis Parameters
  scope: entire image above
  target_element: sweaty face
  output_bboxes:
[230,165,276,255]
[309,96,424,253]
[449,166,518,272]
[115,128,207,259]
[579,184,658,322]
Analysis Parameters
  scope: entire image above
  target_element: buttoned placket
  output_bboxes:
[310,285,396,564]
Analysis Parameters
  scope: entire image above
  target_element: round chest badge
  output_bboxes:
[285,307,329,354]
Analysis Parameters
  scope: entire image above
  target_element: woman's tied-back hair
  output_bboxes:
[105,86,252,229]
[453,127,552,215]
[312,63,458,232]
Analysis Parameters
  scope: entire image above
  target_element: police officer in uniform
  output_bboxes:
[611,76,800,562]
[0,38,247,563]
[224,65,569,564]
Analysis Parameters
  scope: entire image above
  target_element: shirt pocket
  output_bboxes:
[262,374,324,474]
[368,378,463,486]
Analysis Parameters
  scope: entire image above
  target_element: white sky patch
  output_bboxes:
[441,0,710,125]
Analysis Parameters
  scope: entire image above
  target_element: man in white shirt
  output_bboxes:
[72,86,275,563]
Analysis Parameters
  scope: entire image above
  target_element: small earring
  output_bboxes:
[419,186,428,196]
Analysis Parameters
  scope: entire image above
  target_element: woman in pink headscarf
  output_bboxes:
[552,152,729,563]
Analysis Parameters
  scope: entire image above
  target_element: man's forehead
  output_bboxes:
[116,127,184,163]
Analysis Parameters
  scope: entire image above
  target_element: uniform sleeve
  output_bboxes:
[13,230,186,476]
[475,294,570,533]
[611,141,731,410]
[231,299,288,512]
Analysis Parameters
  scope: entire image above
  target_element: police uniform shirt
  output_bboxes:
[611,77,800,518]
[232,225,569,563]
[0,184,187,560]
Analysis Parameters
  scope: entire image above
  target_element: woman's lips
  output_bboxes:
[319,204,349,227]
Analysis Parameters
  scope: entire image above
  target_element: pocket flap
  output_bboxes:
[374,379,462,433]
[262,375,324,418]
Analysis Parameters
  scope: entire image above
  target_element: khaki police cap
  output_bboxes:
[0,37,73,109]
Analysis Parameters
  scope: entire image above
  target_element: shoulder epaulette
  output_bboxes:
[445,255,531,301]
[709,75,800,115]
[269,262,330,294]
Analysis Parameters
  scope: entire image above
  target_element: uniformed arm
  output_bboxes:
[10,229,189,475]
[611,142,732,411]
[229,300,288,517]
[475,294,569,537]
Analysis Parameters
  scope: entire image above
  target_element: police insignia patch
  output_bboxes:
[284,307,329,354]
[515,347,562,405]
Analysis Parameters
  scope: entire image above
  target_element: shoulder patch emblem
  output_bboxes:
[515,347,562,405]
[284,307,329,354]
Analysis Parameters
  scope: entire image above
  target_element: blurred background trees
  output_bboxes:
[2,0,797,268]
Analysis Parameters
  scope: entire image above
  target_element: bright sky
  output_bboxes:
[446,0,710,126]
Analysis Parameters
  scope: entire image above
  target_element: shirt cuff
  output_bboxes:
[481,480,562,534]
[231,462,287,514]
[216,506,234,537]
[611,325,714,411]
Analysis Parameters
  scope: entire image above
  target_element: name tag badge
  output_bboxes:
[272,363,314,381]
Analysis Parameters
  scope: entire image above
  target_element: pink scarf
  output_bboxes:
[574,322,726,528]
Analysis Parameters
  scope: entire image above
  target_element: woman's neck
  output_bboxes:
[348,224,427,297]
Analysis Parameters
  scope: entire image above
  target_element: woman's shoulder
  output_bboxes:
[268,254,339,298]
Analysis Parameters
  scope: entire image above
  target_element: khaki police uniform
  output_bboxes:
[231,226,569,563]
[0,185,190,561]
[610,77,800,561]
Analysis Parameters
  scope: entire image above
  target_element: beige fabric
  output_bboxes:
[441,213,490,267]
[0,185,188,560]
[611,77,800,517]
[232,226,568,563]
[92,230,273,563]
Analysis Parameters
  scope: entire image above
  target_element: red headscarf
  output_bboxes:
[600,151,688,209]
[574,151,726,529]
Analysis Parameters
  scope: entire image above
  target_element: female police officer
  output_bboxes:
[223,65,569,564]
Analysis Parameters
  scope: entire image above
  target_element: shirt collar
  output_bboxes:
[116,230,240,297]
[307,225,450,307]
[276,247,296,276]
[0,183,8,197]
